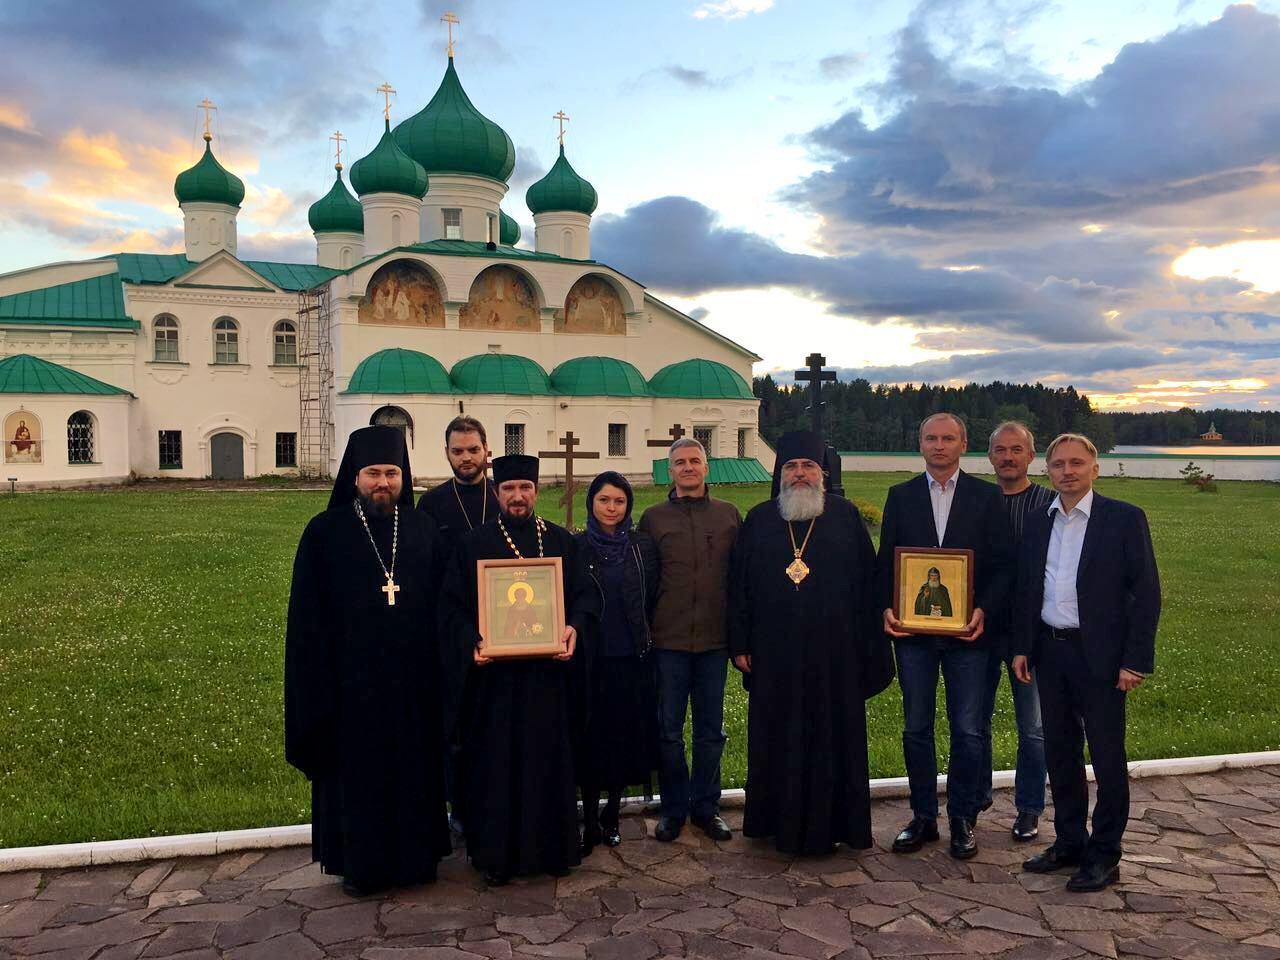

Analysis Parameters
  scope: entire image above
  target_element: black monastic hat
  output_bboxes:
[493,454,539,486]
[771,430,829,497]
[328,425,416,510]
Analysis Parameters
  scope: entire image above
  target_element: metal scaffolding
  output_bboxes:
[297,286,333,478]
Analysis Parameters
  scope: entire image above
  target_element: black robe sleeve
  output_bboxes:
[847,501,895,699]
[727,510,756,662]
[438,532,483,742]
[561,530,601,642]
[284,514,334,781]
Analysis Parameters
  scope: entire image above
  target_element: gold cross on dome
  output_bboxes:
[441,11,459,57]
[329,130,346,170]
[553,110,570,146]
[376,82,396,122]
[198,98,217,140]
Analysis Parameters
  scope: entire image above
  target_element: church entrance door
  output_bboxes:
[211,432,245,480]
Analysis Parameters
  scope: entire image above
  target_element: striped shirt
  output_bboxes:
[1002,482,1055,545]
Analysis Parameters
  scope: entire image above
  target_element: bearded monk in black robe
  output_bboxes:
[439,454,599,885]
[729,431,894,856]
[285,425,451,895]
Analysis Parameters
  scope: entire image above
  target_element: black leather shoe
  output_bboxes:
[978,798,993,814]
[1011,811,1040,842]
[448,814,465,837]
[1066,862,1119,892]
[483,871,511,887]
[581,823,602,857]
[949,817,978,860]
[341,880,367,898]
[602,825,622,847]
[891,816,939,853]
[692,815,733,842]
[655,816,683,842]
[1023,845,1083,873]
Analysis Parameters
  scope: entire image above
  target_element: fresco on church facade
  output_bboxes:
[556,276,625,335]
[459,266,539,331]
[359,261,445,327]
[4,411,41,463]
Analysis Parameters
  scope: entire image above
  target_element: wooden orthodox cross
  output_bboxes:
[538,431,600,529]
[793,352,844,496]
[646,423,687,449]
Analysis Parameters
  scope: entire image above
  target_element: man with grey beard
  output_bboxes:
[728,431,894,855]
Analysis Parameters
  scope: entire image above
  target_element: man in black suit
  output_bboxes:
[879,413,1014,860]
[1013,433,1160,892]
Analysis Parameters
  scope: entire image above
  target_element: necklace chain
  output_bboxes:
[787,517,817,559]
[497,514,545,559]
[451,477,489,531]
[354,500,398,582]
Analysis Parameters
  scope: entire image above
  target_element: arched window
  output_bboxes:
[213,317,239,364]
[67,411,95,464]
[391,212,403,246]
[562,228,573,255]
[273,320,297,365]
[371,405,414,447]
[154,315,179,362]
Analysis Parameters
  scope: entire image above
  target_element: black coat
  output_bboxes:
[876,471,1014,649]
[1014,492,1161,680]
[576,530,659,656]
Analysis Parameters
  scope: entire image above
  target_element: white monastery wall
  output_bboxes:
[1,395,131,486]
[839,452,1280,482]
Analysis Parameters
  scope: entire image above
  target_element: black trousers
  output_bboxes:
[1037,628,1129,867]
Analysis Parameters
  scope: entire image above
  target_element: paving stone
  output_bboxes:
[860,882,919,907]
[1217,875,1278,893]
[362,949,484,960]
[878,915,933,936]
[559,895,604,921]
[649,855,713,887]
[384,907,494,936]
[0,899,63,937]
[925,880,1039,916]
[1126,893,1186,913]
[555,871,613,899]
[37,869,134,905]
[847,903,909,928]
[156,867,213,893]
[236,848,314,881]
[730,896,783,930]
[775,929,842,959]
[1000,940,1086,960]
[147,902,256,923]
[650,905,735,934]
[123,863,173,900]
[210,852,265,882]
[611,908,674,935]
[263,862,336,890]
[599,888,637,916]
[855,931,968,956]
[910,893,971,924]
[11,910,152,955]
[517,945,587,960]
[686,932,751,960]
[95,943,148,960]
[147,888,203,908]
[963,906,1050,938]
[1145,869,1218,893]
[1037,888,1124,910]
[1039,904,1134,932]
[820,870,870,888]
[778,904,856,949]
[214,904,304,949]
[586,933,660,960]
[955,927,1023,954]
[1058,930,1117,958]
[723,923,784,949]
[465,940,514,960]
[715,877,798,906]
[140,921,217,957]
[53,903,132,925]
[562,916,618,944]
[686,883,739,907]
[495,914,576,944]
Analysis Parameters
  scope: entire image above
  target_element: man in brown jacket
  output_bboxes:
[638,438,741,842]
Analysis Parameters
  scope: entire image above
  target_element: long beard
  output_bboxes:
[778,483,826,521]
[358,492,396,519]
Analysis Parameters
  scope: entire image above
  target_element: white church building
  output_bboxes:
[0,49,766,488]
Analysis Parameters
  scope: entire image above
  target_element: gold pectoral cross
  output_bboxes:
[382,578,400,606]
[786,556,809,587]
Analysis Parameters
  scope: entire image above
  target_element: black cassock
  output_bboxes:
[728,495,894,856]
[440,515,598,878]
[285,504,452,889]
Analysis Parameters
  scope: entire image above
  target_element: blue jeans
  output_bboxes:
[896,641,989,820]
[980,650,1047,814]
[655,649,727,821]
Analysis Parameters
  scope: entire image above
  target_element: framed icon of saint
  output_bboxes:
[893,547,974,637]
[476,557,567,658]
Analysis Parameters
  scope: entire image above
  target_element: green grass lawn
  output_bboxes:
[1,473,1277,848]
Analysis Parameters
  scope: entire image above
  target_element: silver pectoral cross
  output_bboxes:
[382,578,400,606]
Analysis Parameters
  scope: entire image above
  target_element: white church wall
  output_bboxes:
[419,175,507,243]
[180,202,238,261]
[1,395,131,487]
[0,328,137,393]
[639,296,758,383]
[334,394,460,479]
[533,211,591,259]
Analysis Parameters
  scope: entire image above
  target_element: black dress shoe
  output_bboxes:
[602,824,622,847]
[978,798,993,814]
[949,817,978,860]
[891,816,939,853]
[1023,845,1083,873]
[448,814,465,837]
[655,816,683,842]
[1011,811,1039,842]
[1066,861,1119,892]
[341,880,368,898]
[483,871,511,887]
[692,815,733,842]
[581,821,602,857]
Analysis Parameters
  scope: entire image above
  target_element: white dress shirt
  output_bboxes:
[927,469,959,546]
[1041,489,1094,629]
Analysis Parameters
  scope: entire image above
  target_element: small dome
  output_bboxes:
[350,121,429,199]
[393,58,516,181]
[649,359,753,400]
[308,170,364,234]
[174,138,245,207]
[526,146,598,216]
[343,348,453,394]
[551,357,649,397]
[452,353,551,395]
[499,209,521,245]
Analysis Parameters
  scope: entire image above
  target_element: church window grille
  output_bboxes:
[608,423,627,457]
[504,423,525,455]
[159,430,182,468]
[67,411,94,464]
[213,317,239,364]
[154,316,179,362]
[694,426,714,453]
[273,320,297,365]
[276,432,297,468]
[738,428,749,459]
[444,208,462,240]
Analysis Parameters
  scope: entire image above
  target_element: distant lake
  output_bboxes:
[1111,445,1280,456]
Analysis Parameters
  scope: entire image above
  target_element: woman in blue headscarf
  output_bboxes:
[575,471,659,852]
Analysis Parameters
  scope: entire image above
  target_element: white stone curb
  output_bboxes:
[3,750,1277,873]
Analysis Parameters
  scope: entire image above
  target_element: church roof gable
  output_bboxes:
[107,253,340,292]
[0,354,132,395]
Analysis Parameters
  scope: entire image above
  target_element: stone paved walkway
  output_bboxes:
[3,766,1279,960]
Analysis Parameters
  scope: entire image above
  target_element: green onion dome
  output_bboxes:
[499,209,520,245]
[308,169,364,233]
[392,58,516,182]
[174,137,245,207]
[349,121,429,199]
[526,146,598,216]
[451,353,552,395]
[649,358,754,400]
[343,349,453,394]
[551,357,650,397]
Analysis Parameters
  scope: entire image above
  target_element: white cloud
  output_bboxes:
[692,0,773,21]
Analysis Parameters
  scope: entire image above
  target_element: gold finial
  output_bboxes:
[198,98,217,142]
[441,11,459,57]
[330,130,346,172]
[553,110,570,147]
[376,81,396,122]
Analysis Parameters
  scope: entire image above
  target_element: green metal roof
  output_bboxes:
[652,457,770,485]
[107,253,340,291]
[526,145,598,216]
[361,240,589,267]
[451,353,552,395]
[0,273,136,329]
[174,139,245,207]
[649,358,755,400]
[393,57,515,181]
[350,120,429,199]
[0,354,131,395]
[308,169,364,233]
[550,356,650,397]
[499,209,521,245]
[342,348,453,395]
